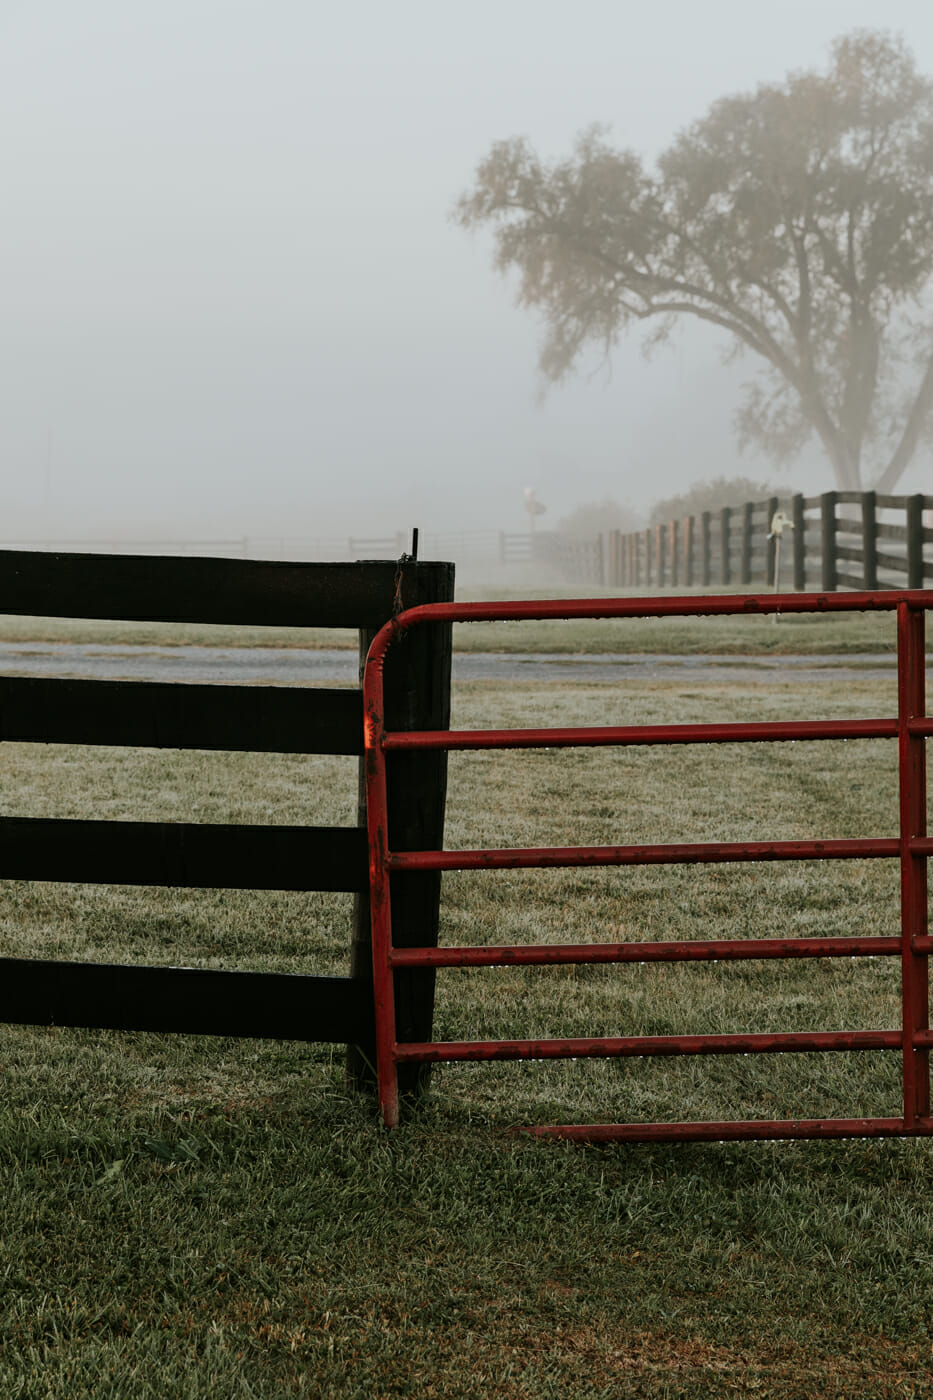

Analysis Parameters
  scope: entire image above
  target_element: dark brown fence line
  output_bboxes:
[0,534,409,563]
[548,532,605,585]
[497,531,606,582]
[0,676,363,754]
[0,551,448,628]
[0,957,372,1042]
[0,531,608,577]
[605,492,933,592]
[0,550,454,1088]
[0,817,368,891]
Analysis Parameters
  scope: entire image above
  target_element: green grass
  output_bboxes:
[0,598,901,654]
[1,675,931,1395]
[438,680,906,1128]
[0,614,359,650]
[452,609,898,654]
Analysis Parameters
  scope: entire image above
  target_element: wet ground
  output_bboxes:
[0,641,906,685]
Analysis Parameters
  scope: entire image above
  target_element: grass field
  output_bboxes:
[1,671,932,1396]
[0,595,902,655]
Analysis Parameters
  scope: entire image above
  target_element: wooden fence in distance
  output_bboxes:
[0,550,454,1095]
[498,531,606,583]
[605,492,933,592]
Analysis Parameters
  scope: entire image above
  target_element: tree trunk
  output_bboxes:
[874,349,933,494]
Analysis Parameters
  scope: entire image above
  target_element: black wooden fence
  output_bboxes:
[0,550,453,1094]
[605,492,933,592]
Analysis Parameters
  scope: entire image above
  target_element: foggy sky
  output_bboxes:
[2,2,932,546]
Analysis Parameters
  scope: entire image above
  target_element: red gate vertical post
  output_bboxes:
[364,637,400,1127]
[897,599,930,1124]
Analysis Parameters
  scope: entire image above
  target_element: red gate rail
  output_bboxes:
[363,590,931,1142]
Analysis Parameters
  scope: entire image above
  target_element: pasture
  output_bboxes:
[1,663,931,1396]
[0,598,897,654]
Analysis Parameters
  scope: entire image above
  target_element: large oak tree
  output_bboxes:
[455,31,933,492]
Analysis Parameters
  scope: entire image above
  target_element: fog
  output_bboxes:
[2,2,932,549]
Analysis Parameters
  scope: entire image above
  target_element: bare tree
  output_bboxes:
[455,31,933,493]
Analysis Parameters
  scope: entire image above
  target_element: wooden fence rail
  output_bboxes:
[502,531,605,583]
[0,550,454,1096]
[604,492,933,592]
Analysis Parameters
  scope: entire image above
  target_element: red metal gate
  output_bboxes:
[363,591,933,1142]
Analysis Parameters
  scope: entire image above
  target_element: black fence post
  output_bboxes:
[861,492,878,590]
[792,494,806,590]
[347,560,455,1098]
[685,516,695,588]
[669,520,679,588]
[766,496,779,585]
[907,494,924,589]
[821,492,838,592]
[701,512,711,586]
[741,502,753,585]
[720,507,731,586]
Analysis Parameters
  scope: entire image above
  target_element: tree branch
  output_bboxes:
[658,213,803,342]
[538,216,854,478]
